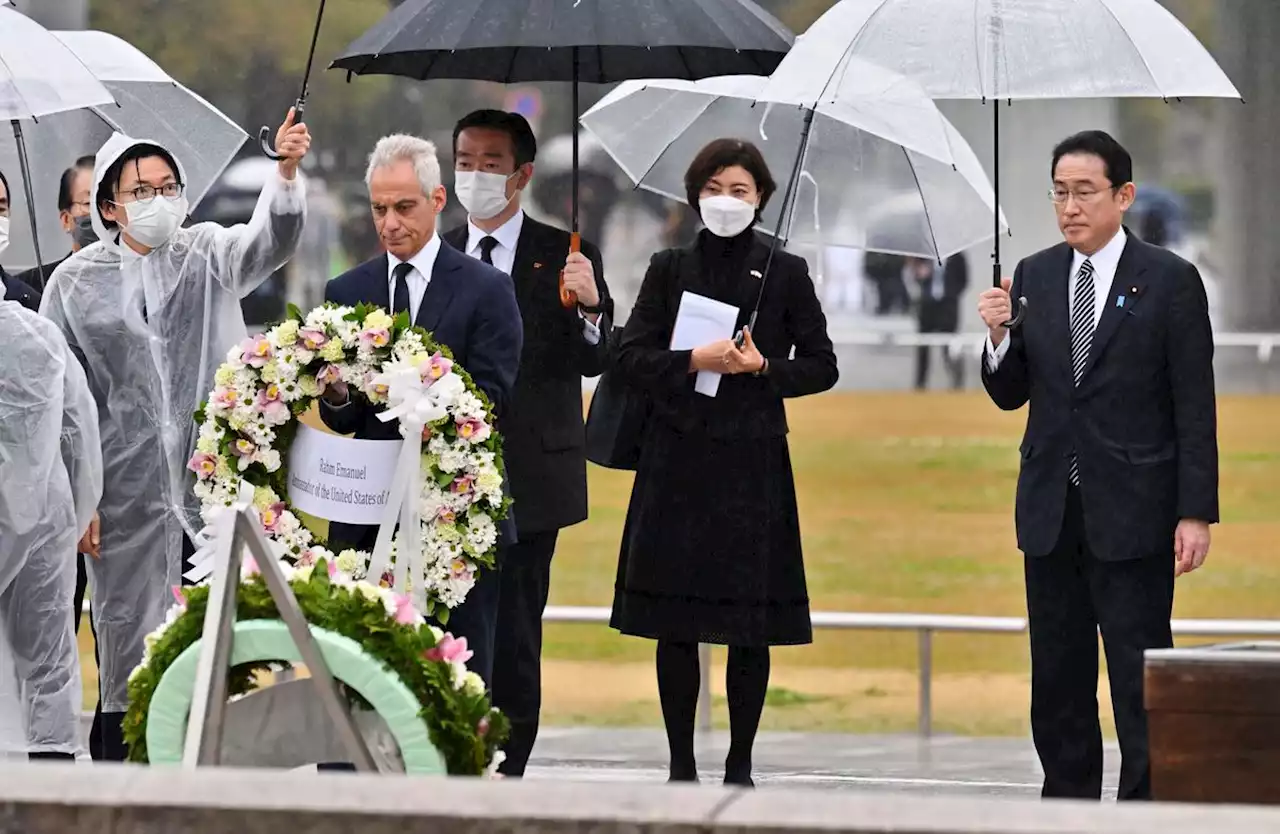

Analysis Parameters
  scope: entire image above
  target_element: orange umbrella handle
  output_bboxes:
[559,232,580,308]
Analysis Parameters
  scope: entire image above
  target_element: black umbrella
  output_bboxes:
[331,0,793,306]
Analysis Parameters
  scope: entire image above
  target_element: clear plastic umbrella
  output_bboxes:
[580,69,1006,260]
[0,4,115,278]
[0,29,248,274]
[775,0,1242,323]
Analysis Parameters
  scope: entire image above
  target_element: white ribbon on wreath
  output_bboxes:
[184,479,260,584]
[366,362,466,611]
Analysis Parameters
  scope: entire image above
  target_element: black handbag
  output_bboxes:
[584,325,651,471]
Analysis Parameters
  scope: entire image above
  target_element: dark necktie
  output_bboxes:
[1068,258,1096,485]
[392,261,413,318]
[478,236,498,266]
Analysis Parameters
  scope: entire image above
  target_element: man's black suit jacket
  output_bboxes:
[2,267,41,311]
[319,240,523,547]
[443,215,612,535]
[982,231,1218,563]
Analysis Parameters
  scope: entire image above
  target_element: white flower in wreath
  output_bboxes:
[336,549,362,575]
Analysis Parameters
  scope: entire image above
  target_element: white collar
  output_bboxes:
[466,209,524,256]
[388,231,441,278]
[1071,226,1126,276]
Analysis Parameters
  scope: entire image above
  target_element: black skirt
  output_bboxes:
[610,420,812,646]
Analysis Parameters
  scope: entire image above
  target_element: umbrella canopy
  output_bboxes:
[0,5,114,121]
[330,0,794,82]
[0,30,247,271]
[780,0,1241,101]
[581,72,1006,260]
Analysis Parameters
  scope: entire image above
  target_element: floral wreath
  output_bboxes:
[123,557,509,774]
[187,302,510,616]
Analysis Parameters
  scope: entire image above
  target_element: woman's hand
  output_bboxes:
[724,327,765,375]
[78,511,101,559]
[690,339,739,372]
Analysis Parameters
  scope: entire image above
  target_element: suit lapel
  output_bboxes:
[370,256,392,312]
[1044,245,1074,384]
[512,218,551,303]
[415,244,460,334]
[1080,236,1149,381]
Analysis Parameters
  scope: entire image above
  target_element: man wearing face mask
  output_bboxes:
[441,109,612,779]
[0,170,42,311]
[40,109,310,761]
[15,156,97,293]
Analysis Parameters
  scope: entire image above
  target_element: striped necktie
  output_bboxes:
[1068,258,1095,485]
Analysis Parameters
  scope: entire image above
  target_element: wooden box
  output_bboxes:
[1146,641,1280,804]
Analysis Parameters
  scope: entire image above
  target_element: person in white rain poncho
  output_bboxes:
[39,110,311,760]
[0,301,102,760]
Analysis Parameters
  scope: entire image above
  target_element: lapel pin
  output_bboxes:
[533,262,544,269]
[1116,295,1125,307]
[1129,285,1139,294]
[750,269,763,280]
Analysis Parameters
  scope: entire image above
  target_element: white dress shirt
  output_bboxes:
[463,208,601,345]
[985,227,1127,371]
[387,232,441,323]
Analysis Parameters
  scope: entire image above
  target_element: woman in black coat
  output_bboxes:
[610,139,838,786]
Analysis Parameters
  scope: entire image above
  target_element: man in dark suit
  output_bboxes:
[909,252,969,390]
[15,156,97,292]
[443,110,613,778]
[979,131,1217,801]
[319,133,523,683]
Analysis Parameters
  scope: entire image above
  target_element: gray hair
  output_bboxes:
[365,134,441,196]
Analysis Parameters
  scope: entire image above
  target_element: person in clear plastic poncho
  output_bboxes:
[39,110,311,760]
[0,300,103,760]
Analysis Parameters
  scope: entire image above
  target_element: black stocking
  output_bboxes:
[725,646,770,786]
[655,640,700,781]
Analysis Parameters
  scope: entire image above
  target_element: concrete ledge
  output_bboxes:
[4,763,1280,834]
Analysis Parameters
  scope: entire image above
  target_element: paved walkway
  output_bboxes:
[524,728,1122,798]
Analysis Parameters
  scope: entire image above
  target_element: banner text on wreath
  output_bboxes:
[287,424,399,525]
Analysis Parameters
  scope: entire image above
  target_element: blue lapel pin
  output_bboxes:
[1116,295,1126,308]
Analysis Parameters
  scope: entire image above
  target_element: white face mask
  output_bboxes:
[121,195,188,249]
[699,194,757,238]
[0,216,9,258]
[455,170,517,221]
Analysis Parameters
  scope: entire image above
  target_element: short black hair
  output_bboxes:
[452,109,538,169]
[1051,130,1132,187]
[683,138,777,219]
[96,144,181,231]
[0,169,8,205]
[58,155,96,213]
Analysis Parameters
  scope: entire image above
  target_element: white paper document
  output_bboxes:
[669,291,740,397]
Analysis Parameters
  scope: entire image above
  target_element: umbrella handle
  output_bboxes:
[1002,296,1028,329]
[559,232,580,308]
[258,99,306,161]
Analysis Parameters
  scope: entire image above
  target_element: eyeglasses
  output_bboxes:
[115,183,185,203]
[1048,185,1117,205]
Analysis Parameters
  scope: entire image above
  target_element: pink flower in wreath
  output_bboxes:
[437,507,457,525]
[239,336,272,368]
[255,383,289,422]
[211,387,237,411]
[455,416,490,443]
[450,474,475,496]
[231,438,256,459]
[424,634,473,666]
[296,549,318,567]
[420,352,453,383]
[359,327,391,350]
[380,569,395,588]
[477,716,490,737]
[299,327,329,351]
[260,502,287,534]
[187,451,217,480]
[392,594,420,625]
[171,585,187,609]
[317,363,343,390]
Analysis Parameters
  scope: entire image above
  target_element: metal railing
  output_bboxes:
[542,606,1280,737]
[825,330,1280,364]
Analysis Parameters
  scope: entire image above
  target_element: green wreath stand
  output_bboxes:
[145,619,446,774]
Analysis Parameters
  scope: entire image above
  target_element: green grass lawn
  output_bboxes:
[80,392,1280,735]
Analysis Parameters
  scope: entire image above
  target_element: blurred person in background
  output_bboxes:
[909,252,968,391]
[15,156,97,293]
[0,171,41,311]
